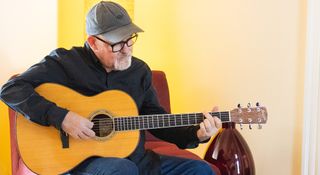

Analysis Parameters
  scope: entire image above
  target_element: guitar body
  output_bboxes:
[16,83,140,175]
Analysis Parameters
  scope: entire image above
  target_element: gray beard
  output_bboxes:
[114,56,132,71]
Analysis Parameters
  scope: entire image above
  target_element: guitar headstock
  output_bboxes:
[230,102,268,129]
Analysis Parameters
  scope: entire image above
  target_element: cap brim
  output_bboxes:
[101,23,143,43]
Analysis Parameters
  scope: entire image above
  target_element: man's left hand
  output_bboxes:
[197,106,222,142]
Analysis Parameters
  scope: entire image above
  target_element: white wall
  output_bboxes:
[0,0,57,85]
[0,1,57,174]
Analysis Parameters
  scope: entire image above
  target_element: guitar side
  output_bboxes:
[16,83,140,175]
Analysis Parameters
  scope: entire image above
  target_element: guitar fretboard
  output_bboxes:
[113,112,230,131]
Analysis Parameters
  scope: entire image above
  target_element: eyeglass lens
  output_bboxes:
[112,34,138,52]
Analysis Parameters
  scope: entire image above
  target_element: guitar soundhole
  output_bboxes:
[91,114,114,138]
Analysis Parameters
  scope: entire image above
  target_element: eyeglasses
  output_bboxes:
[94,34,138,53]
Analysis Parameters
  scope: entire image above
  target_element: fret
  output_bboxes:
[139,117,143,130]
[176,114,181,126]
[130,117,133,130]
[128,117,132,130]
[131,117,134,130]
[126,117,130,130]
[148,115,153,129]
[170,116,175,127]
[127,117,131,130]
[143,116,148,129]
[136,117,140,130]
[119,118,122,131]
[133,117,137,130]
[194,113,202,124]
[159,115,164,128]
[164,115,169,127]
[118,118,121,131]
[121,118,124,131]
[122,117,126,130]
[114,118,118,131]
[221,111,230,122]
[181,114,188,125]
[129,117,133,130]
[126,118,129,130]
[153,115,158,128]
[124,117,128,130]
[189,113,196,124]
[172,115,175,126]
[147,116,150,129]
[146,116,148,129]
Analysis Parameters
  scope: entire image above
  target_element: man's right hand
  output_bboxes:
[61,111,95,140]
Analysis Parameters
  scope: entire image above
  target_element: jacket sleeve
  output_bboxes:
[140,67,202,149]
[0,54,69,130]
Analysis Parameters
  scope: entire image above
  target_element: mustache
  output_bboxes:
[119,52,131,57]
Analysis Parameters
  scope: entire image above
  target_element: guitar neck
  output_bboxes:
[113,111,230,131]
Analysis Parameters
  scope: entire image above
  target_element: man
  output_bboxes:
[0,1,221,175]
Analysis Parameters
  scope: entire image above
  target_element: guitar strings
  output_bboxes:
[91,115,230,123]
[91,117,230,125]
[90,115,230,130]
[91,118,230,125]
[91,116,232,131]
[90,114,230,121]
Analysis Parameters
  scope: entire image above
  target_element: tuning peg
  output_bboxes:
[239,118,243,130]
[247,102,251,112]
[258,118,262,129]
[248,118,252,129]
[237,104,242,113]
[256,102,261,112]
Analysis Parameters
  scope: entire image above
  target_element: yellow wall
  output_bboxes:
[58,0,85,48]
[134,0,306,174]
[0,102,11,175]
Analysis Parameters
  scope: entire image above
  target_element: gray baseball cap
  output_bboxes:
[86,1,143,43]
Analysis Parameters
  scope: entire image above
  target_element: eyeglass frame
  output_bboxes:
[94,33,138,53]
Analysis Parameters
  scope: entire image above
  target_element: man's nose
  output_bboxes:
[120,44,131,54]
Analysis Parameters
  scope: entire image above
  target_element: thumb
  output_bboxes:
[85,120,94,128]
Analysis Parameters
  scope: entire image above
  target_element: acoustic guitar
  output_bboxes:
[16,83,268,175]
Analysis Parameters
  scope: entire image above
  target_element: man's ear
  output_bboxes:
[87,36,98,51]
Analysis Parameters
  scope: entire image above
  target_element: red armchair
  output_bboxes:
[9,109,34,175]
[8,70,220,175]
[145,70,221,175]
